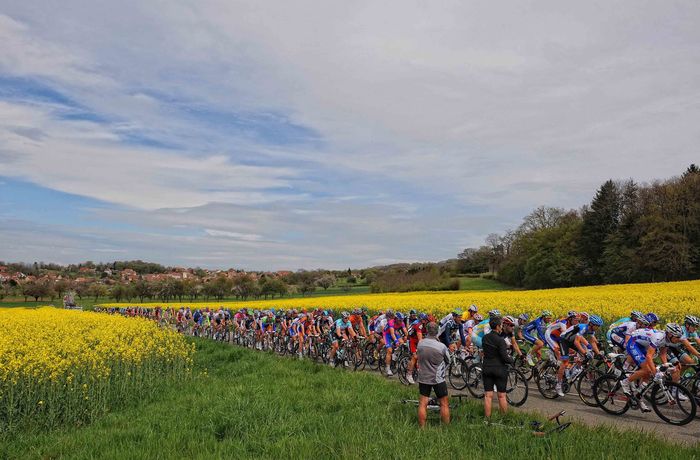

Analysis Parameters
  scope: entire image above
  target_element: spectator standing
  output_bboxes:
[416,322,450,427]
[482,315,513,422]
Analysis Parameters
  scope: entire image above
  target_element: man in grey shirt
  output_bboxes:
[416,322,450,427]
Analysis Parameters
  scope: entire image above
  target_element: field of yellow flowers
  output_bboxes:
[102,280,700,322]
[0,307,193,432]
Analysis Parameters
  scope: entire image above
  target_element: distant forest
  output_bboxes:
[457,164,700,289]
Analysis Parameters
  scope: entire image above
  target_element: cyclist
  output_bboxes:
[329,312,356,366]
[381,312,406,375]
[555,313,603,397]
[515,313,529,342]
[621,324,666,412]
[658,322,700,385]
[607,310,647,352]
[438,309,466,351]
[522,310,553,366]
[544,311,578,362]
[463,313,483,348]
[470,310,501,350]
[501,316,525,358]
[682,315,699,346]
[349,308,367,337]
[407,313,429,384]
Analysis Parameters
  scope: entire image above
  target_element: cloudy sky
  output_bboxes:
[1,1,698,270]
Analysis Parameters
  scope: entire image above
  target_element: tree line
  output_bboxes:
[457,165,700,289]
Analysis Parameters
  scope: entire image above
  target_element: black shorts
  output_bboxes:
[419,382,448,399]
[482,367,508,393]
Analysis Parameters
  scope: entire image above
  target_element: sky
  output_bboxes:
[1,1,699,270]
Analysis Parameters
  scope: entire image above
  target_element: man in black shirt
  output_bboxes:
[482,315,514,421]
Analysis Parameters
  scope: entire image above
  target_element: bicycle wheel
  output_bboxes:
[536,364,560,399]
[651,382,697,426]
[448,359,468,391]
[364,343,380,370]
[466,363,484,399]
[592,374,630,415]
[576,366,605,407]
[397,356,410,385]
[680,375,700,417]
[506,367,528,407]
[513,355,533,381]
[351,344,365,371]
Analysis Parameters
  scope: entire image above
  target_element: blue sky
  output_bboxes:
[1,1,699,270]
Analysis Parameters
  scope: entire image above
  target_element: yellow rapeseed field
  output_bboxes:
[0,307,193,432]
[101,280,700,322]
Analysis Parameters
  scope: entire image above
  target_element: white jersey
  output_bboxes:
[629,328,665,350]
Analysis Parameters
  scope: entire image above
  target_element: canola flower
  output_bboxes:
[101,279,700,322]
[0,307,193,432]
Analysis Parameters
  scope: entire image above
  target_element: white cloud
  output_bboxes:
[0,3,699,268]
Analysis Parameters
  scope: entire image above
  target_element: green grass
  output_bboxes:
[458,276,514,291]
[0,285,371,310]
[1,339,694,459]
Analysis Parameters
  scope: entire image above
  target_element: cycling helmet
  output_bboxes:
[386,311,395,319]
[323,310,329,316]
[636,316,650,327]
[468,304,478,313]
[684,315,699,327]
[578,312,590,323]
[418,313,429,321]
[473,313,484,322]
[452,308,463,316]
[540,310,553,318]
[589,315,603,327]
[361,307,368,313]
[395,312,405,321]
[488,309,501,318]
[409,309,417,315]
[645,313,659,324]
[353,308,361,315]
[630,310,644,321]
[518,313,530,322]
[503,316,516,327]
[567,310,578,318]
[341,311,349,319]
[665,323,683,338]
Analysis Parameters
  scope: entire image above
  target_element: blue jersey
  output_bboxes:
[335,318,351,331]
[682,326,698,341]
[523,317,548,342]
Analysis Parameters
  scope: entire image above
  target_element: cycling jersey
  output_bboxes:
[348,314,363,330]
[408,319,424,338]
[438,314,466,347]
[469,319,491,348]
[544,319,568,349]
[522,317,548,344]
[408,320,425,353]
[335,318,351,332]
[383,319,403,348]
[682,326,699,342]
[608,321,637,349]
[627,328,665,365]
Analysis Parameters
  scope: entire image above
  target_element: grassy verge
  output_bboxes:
[1,339,694,459]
